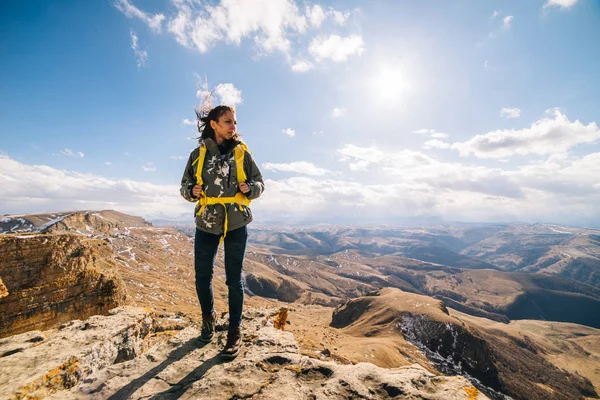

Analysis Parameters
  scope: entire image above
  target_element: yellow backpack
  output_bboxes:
[192,141,251,239]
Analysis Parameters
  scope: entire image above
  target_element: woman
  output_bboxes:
[180,104,264,359]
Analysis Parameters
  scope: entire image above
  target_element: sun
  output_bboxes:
[369,65,414,105]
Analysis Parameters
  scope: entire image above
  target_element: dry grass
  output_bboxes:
[457,314,600,396]
[283,303,429,370]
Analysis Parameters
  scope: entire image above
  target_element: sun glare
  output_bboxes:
[370,66,413,104]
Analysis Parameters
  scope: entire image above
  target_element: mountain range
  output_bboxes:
[0,210,599,400]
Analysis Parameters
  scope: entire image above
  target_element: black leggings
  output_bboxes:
[194,226,247,327]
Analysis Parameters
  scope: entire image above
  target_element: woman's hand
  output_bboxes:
[239,182,250,194]
[192,185,202,197]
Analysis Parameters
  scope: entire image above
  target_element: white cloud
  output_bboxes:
[262,161,327,176]
[282,128,296,137]
[122,0,361,70]
[309,34,364,62]
[328,143,600,224]
[115,0,165,33]
[0,155,188,218]
[544,0,579,9]
[414,129,434,135]
[414,129,448,138]
[451,109,600,158]
[130,30,148,68]
[214,83,243,106]
[166,0,308,55]
[291,60,314,73]
[54,148,84,158]
[182,118,195,125]
[105,162,112,166]
[197,82,243,107]
[167,10,190,47]
[306,5,326,27]
[170,156,186,160]
[338,144,383,164]
[491,10,500,19]
[258,147,591,224]
[2,146,598,226]
[141,162,156,172]
[305,5,348,28]
[338,144,385,171]
[338,144,510,195]
[500,107,521,119]
[503,15,513,29]
[332,107,347,118]
[423,139,451,150]
[265,167,598,224]
[513,152,600,196]
[330,10,349,25]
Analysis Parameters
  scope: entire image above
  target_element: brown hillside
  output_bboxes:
[0,234,127,338]
[0,210,276,326]
[330,288,597,400]
[458,314,600,399]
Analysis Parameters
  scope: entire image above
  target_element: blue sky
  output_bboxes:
[1,0,599,226]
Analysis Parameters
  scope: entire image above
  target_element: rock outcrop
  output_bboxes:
[0,233,127,338]
[0,210,151,235]
[45,210,151,236]
[0,306,489,400]
[332,288,598,400]
[0,307,156,399]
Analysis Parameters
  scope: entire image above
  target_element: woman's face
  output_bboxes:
[211,110,237,143]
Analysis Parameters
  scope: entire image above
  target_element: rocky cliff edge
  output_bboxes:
[0,306,488,400]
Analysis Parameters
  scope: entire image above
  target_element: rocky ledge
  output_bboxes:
[0,307,155,399]
[0,306,488,400]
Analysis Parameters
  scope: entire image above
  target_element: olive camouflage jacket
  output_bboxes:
[180,138,264,235]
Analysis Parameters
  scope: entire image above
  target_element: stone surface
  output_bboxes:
[0,233,127,338]
[0,277,8,299]
[46,308,488,400]
[0,307,155,400]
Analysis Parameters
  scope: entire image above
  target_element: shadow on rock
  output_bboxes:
[107,338,209,400]
[148,352,223,399]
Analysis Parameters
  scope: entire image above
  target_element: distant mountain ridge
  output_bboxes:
[241,224,600,288]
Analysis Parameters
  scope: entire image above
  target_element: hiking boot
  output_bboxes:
[221,324,241,359]
[200,311,217,343]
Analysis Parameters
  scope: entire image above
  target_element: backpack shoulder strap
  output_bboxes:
[192,144,207,188]
[234,142,249,183]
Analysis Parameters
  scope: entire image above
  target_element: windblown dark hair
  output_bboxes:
[195,105,239,142]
